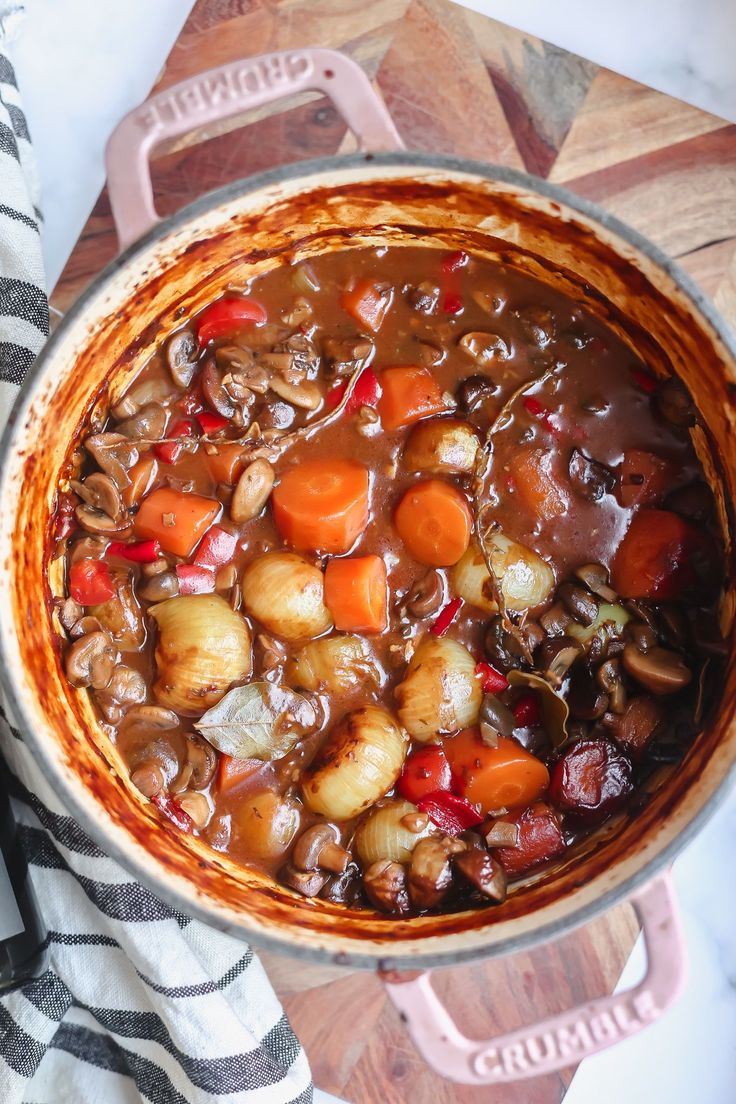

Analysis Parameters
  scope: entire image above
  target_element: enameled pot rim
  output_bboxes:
[2,150,736,969]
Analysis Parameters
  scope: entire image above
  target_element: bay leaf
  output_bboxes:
[507,669,569,747]
[194,681,316,761]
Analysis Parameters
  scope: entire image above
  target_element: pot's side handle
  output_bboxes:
[105,48,404,250]
[382,873,685,1085]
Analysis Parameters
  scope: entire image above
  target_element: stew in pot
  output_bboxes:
[53,246,725,915]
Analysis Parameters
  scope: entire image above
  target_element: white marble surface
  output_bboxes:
[464,0,736,124]
[8,1,736,1102]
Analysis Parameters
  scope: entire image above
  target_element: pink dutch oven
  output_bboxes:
[1,49,735,1087]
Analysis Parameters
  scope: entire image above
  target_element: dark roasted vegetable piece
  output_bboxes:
[568,448,616,502]
[493,802,566,877]
[549,738,633,821]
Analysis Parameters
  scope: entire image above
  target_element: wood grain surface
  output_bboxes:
[49,1,736,1100]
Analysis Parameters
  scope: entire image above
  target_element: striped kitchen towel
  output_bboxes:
[0,22,312,1104]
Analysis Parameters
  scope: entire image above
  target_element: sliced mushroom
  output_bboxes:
[281,297,314,328]
[622,644,692,695]
[514,304,555,347]
[455,373,498,413]
[408,836,458,910]
[165,329,197,387]
[130,761,165,798]
[90,572,145,652]
[459,331,510,365]
[117,402,167,441]
[322,335,374,379]
[111,378,175,420]
[536,636,583,684]
[281,863,329,898]
[201,358,235,418]
[183,733,218,790]
[320,866,361,905]
[58,597,83,632]
[120,704,180,735]
[70,615,103,638]
[596,658,626,713]
[269,375,322,410]
[568,448,615,503]
[65,631,117,690]
[85,433,139,489]
[558,582,599,627]
[69,535,108,565]
[139,570,179,603]
[363,860,410,915]
[573,563,618,603]
[623,619,658,653]
[98,665,147,707]
[408,281,440,314]
[254,632,287,678]
[540,602,571,637]
[479,694,516,737]
[453,849,507,901]
[484,821,520,848]
[75,504,131,535]
[70,473,122,521]
[292,823,351,874]
[231,458,275,523]
[405,570,444,619]
[568,665,609,720]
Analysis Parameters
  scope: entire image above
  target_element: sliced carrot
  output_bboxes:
[611,508,699,599]
[511,447,567,520]
[272,458,370,554]
[378,365,448,431]
[205,443,247,485]
[394,479,471,566]
[341,278,392,333]
[217,755,267,794]
[134,487,220,557]
[324,554,387,633]
[446,729,550,815]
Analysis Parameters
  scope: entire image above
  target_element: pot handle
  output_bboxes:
[105,47,404,250]
[382,873,685,1085]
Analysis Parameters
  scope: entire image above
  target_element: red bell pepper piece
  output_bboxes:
[106,539,161,564]
[475,662,509,695]
[151,793,193,833]
[154,417,195,465]
[417,791,483,835]
[68,559,115,605]
[512,692,541,727]
[193,525,237,569]
[441,250,468,274]
[430,596,462,636]
[631,367,657,394]
[397,746,452,804]
[175,564,216,595]
[442,292,463,315]
[197,298,267,345]
[325,367,382,414]
[196,411,230,435]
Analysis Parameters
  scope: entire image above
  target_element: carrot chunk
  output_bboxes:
[394,479,471,566]
[446,729,550,815]
[217,755,265,794]
[324,554,388,633]
[134,487,220,557]
[618,449,676,508]
[511,447,567,520]
[205,443,247,485]
[272,458,370,554]
[341,278,392,332]
[611,508,700,599]
[378,365,449,431]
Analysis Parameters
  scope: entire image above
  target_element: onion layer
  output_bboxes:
[150,593,251,715]
[395,636,482,741]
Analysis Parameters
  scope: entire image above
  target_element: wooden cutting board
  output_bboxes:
[50,2,736,1100]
